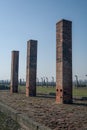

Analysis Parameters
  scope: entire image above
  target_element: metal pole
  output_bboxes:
[75,75,79,88]
[85,75,87,87]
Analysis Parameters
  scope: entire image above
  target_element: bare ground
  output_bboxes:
[0,90,87,130]
[0,111,22,130]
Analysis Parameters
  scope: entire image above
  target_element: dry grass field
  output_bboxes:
[19,86,87,98]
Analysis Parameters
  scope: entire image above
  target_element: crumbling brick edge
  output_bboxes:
[0,102,52,130]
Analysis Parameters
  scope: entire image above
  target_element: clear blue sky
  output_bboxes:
[0,0,87,81]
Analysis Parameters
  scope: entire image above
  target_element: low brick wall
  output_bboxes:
[0,102,51,130]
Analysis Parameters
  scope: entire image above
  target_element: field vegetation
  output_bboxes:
[18,85,87,98]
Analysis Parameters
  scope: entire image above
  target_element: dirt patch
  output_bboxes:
[0,111,21,130]
[0,90,87,130]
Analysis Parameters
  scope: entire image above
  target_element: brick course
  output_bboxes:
[56,19,72,103]
[26,40,37,97]
[10,51,19,93]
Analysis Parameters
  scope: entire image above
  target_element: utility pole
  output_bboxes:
[52,76,54,87]
[36,78,39,86]
[46,77,48,87]
[41,77,43,87]
[85,75,87,87]
[75,75,79,88]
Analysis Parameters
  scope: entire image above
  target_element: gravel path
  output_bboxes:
[0,90,87,130]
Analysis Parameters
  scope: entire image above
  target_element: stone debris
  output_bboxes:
[0,91,87,130]
[0,111,21,130]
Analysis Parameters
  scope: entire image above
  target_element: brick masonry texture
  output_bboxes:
[56,19,72,104]
[10,51,19,93]
[26,40,37,97]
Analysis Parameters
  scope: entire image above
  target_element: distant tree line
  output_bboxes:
[0,77,87,88]
[73,80,87,88]
[74,75,87,88]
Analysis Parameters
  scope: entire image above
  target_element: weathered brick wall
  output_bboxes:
[56,19,72,103]
[10,51,19,93]
[26,40,37,97]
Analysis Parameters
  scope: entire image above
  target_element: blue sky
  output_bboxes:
[0,0,87,81]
